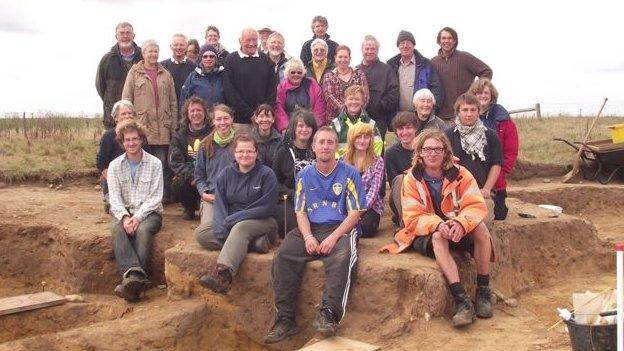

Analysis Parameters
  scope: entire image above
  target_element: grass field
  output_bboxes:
[1,114,623,181]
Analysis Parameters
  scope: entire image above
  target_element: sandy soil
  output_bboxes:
[0,178,621,350]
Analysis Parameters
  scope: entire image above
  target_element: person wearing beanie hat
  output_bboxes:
[396,30,415,47]
[387,30,444,116]
[179,43,225,112]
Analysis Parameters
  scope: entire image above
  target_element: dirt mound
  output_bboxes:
[509,159,568,181]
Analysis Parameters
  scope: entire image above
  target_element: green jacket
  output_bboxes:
[330,109,384,157]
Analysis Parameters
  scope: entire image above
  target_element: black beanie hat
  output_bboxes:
[396,30,416,47]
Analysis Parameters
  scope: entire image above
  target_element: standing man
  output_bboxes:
[258,27,274,53]
[160,33,195,102]
[265,127,365,344]
[299,16,339,66]
[96,22,142,129]
[223,27,276,128]
[431,27,493,121]
[387,30,444,116]
[357,35,399,138]
[108,120,163,303]
[203,25,229,66]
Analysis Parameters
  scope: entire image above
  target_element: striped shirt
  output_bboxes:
[107,150,163,222]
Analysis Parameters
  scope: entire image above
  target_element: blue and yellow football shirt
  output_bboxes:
[294,161,366,225]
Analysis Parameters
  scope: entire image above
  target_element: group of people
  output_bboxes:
[95,16,519,344]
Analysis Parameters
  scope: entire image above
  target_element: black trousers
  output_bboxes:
[172,176,200,212]
[493,189,508,220]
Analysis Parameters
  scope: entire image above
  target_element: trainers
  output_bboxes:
[250,235,270,254]
[452,293,476,327]
[264,318,299,344]
[199,264,232,294]
[312,308,338,335]
[182,209,196,221]
[475,286,493,318]
[114,274,144,302]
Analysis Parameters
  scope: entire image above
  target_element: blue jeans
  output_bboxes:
[111,212,162,278]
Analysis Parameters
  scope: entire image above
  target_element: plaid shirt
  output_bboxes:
[107,150,163,222]
[361,156,385,215]
[322,67,370,120]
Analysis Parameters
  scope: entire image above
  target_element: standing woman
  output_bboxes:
[342,123,385,237]
[194,104,236,248]
[469,78,518,220]
[272,109,317,238]
[275,58,326,132]
[198,134,278,294]
[169,96,213,220]
[250,104,282,167]
[179,44,225,112]
[322,45,370,120]
[122,39,178,203]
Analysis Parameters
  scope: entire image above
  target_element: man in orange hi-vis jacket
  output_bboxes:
[379,129,494,328]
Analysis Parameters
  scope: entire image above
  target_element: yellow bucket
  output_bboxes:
[608,124,624,144]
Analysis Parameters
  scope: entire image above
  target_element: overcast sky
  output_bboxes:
[1,0,622,117]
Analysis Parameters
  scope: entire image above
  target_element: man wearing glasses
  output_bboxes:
[380,127,494,328]
[107,120,163,302]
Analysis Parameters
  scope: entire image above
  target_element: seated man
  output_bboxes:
[265,127,366,344]
[380,129,494,327]
[107,120,163,302]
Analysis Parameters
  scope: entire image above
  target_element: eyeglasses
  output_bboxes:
[420,147,445,155]
[289,71,303,75]
[202,54,216,58]
[123,137,141,143]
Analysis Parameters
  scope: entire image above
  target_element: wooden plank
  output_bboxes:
[298,336,380,351]
[0,292,66,316]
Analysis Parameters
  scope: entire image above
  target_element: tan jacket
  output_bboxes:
[122,61,178,145]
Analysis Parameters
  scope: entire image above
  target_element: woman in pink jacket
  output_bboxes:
[275,58,326,132]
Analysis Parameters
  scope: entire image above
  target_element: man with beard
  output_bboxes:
[96,22,142,129]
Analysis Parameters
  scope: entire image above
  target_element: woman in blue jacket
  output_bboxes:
[179,44,224,111]
[198,134,278,294]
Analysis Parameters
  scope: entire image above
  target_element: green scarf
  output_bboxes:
[214,128,235,147]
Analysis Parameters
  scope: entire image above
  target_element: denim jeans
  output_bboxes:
[111,212,162,278]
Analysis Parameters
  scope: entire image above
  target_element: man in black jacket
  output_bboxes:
[160,33,195,102]
[357,34,399,138]
[96,22,142,129]
[299,15,339,67]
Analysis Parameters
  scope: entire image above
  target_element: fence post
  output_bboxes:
[535,103,541,119]
[22,112,31,148]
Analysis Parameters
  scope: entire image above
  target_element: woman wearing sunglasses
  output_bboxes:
[275,58,326,133]
[179,44,225,112]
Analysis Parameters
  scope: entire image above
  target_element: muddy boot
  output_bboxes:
[114,273,144,303]
[199,264,232,294]
[264,317,299,344]
[452,293,476,327]
[312,308,338,336]
[475,285,493,318]
[182,209,196,221]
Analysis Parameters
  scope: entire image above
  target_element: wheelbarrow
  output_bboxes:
[554,138,624,184]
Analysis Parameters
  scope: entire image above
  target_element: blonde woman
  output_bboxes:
[341,123,385,237]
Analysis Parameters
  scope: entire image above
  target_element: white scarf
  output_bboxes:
[454,117,487,161]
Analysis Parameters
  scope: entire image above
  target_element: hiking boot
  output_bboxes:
[249,235,270,254]
[114,273,144,302]
[312,308,338,336]
[452,293,476,327]
[475,285,493,318]
[199,264,232,294]
[264,318,299,344]
[182,209,196,221]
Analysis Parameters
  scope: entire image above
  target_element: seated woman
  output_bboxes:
[179,44,225,112]
[169,96,212,220]
[96,99,136,213]
[413,88,447,133]
[330,84,383,157]
[198,134,278,294]
[341,123,385,237]
[322,45,370,120]
[275,58,326,132]
[468,78,519,220]
[194,104,236,248]
[273,109,317,238]
[250,104,282,168]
